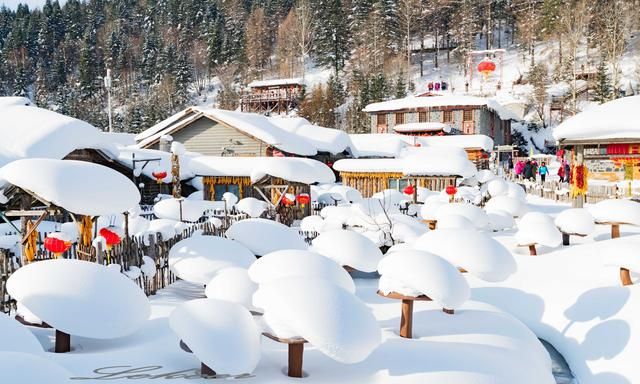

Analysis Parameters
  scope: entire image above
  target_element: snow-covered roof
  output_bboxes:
[117,146,197,182]
[1,159,140,216]
[0,105,105,168]
[393,122,451,133]
[334,146,477,178]
[189,156,335,184]
[270,116,353,155]
[348,134,406,158]
[135,107,317,156]
[553,96,640,142]
[7,259,150,339]
[414,134,494,152]
[248,78,303,88]
[364,94,522,121]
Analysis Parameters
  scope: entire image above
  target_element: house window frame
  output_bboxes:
[377,114,386,125]
[463,109,474,122]
[418,111,428,123]
[442,110,453,123]
[395,112,405,125]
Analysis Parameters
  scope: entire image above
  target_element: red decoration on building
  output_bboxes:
[281,195,295,206]
[152,169,168,183]
[445,185,457,196]
[477,58,496,80]
[99,227,122,250]
[296,193,311,207]
[606,144,630,155]
[403,185,415,195]
[44,235,71,257]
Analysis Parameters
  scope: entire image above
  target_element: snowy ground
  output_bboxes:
[14,195,639,384]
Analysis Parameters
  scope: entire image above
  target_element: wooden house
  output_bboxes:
[241,78,304,115]
[135,107,316,158]
[364,94,517,146]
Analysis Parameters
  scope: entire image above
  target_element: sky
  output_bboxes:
[1,0,60,9]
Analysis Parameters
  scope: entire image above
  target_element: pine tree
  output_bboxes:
[395,70,407,98]
[594,56,612,103]
[314,0,350,76]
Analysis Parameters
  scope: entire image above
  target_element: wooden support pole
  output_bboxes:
[528,244,537,256]
[55,329,70,353]
[443,308,454,315]
[288,343,304,378]
[620,267,633,286]
[562,233,570,246]
[611,224,620,239]
[200,363,216,377]
[400,299,414,339]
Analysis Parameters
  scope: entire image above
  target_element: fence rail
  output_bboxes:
[521,180,637,203]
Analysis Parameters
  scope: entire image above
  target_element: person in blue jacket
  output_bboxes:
[539,162,549,183]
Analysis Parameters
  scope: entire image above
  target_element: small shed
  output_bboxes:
[241,78,304,115]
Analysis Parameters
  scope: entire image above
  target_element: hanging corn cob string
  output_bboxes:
[78,215,93,247]
[570,151,588,198]
[24,219,37,263]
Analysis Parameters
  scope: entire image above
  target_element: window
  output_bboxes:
[377,114,386,125]
[214,184,240,201]
[418,111,428,123]
[443,110,453,123]
[463,109,474,122]
[395,113,405,125]
[389,178,410,191]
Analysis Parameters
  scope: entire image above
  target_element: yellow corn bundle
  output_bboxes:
[24,219,37,263]
[78,215,93,247]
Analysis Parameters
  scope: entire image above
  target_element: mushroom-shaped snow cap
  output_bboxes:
[0,159,140,216]
[414,229,516,282]
[485,195,527,217]
[588,199,640,225]
[205,267,258,312]
[235,197,269,218]
[419,199,446,221]
[0,314,43,354]
[516,212,562,247]
[154,198,223,222]
[253,277,381,363]
[554,208,595,236]
[169,235,256,285]
[329,185,363,203]
[0,351,72,384]
[226,218,307,256]
[7,259,150,339]
[435,203,489,229]
[378,250,470,310]
[487,178,508,197]
[436,214,475,230]
[169,299,261,375]
[476,169,497,183]
[486,209,516,231]
[311,230,383,272]
[300,215,325,233]
[248,250,355,293]
[601,239,640,271]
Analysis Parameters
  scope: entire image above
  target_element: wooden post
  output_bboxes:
[443,308,454,315]
[528,244,537,256]
[55,329,70,353]
[400,299,413,339]
[611,224,620,239]
[562,233,570,246]
[288,343,304,378]
[200,363,216,377]
[620,267,633,286]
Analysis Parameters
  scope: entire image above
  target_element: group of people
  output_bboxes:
[512,158,570,183]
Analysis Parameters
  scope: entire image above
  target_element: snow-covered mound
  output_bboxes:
[486,210,516,231]
[300,215,325,232]
[588,199,640,225]
[437,214,476,230]
[378,250,470,310]
[487,178,509,197]
[485,195,527,217]
[516,212,562,248]
[0,159,140,216]
[169,298,261,375]
[7,259,149,339]
[154,198,223,222]
[235,197,268,218]
[435,203,489,229]
[0,314,43,354]
[205,267,258,312]
[248,249,355,293]
[169,235,256,284]
[554,208,595,235]
[415,229,516,282]
[146,218,186,239]
[0,351,72,383]
[253,277,381,363]
[311,230,383,272]
[329,185,363,203]
[226,218,307,255]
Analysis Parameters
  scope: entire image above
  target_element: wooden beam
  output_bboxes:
[4,209,56,217]
[20,211,47,245]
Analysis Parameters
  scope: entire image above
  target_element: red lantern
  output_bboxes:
[477,58,496,80]
[99,227,122,250]
[281,194,295,206]
[152,169,168,184]
[44,233,72,257]
[445,185,457,196]
[296,193,311,208]
[403,185,415,195]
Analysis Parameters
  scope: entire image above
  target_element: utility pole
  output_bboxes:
[104,69,113,133]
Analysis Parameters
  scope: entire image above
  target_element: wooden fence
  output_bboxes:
[522,180,633,203]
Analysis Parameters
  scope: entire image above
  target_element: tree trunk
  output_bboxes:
[434,28,439,69]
